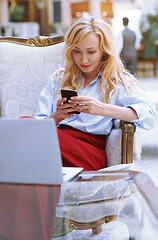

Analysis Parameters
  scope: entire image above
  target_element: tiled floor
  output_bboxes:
[53,159,158,240]
[138,77,158,160]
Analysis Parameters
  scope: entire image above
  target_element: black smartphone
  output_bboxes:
[61,89,80,114]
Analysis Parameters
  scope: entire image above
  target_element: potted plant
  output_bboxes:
[9,5,25,22]
[140,11,158,43]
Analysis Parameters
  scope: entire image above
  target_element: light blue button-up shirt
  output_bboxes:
[36,73,157,135]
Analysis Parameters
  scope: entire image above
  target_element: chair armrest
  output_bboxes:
[105,121,136,167]
[120,121,136,164]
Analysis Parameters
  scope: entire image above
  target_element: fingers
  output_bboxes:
[57,96,98,116]
[58,97,78,107]
[74,105,88,113]
[69,97,102,115]
[69,96,92,112]
[57,97,67,106]
[69,96,90,105]
[57,98,78,114]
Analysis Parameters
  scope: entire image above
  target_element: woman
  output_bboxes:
[36,16,156,171]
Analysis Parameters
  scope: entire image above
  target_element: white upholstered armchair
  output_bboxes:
[0,36,136,166]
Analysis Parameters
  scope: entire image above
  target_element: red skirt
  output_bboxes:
[57,125,107,171]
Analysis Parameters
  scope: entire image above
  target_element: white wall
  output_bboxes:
[112,9,142,36]
[140,0,158,14]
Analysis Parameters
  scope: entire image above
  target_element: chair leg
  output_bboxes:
[92,225,102,234]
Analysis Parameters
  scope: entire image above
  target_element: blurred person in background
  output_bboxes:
[120,17,138,76]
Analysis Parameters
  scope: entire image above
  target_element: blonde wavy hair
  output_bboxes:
[56,16,139,102]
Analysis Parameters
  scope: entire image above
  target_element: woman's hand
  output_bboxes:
[69,96,138,121]
[69,96,104,115]
[48,98,77,125]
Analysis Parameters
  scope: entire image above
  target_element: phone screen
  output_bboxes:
[61,89,80,114]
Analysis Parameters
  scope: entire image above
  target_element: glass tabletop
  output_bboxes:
[52,167,158,240]
[0,162,157,240]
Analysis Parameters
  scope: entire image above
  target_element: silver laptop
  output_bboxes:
[0,118,83,184]
[0,118,64,185]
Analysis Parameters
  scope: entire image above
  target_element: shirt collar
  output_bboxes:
[80,73,101,87]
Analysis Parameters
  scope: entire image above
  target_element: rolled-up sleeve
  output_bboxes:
[113,83,157,130]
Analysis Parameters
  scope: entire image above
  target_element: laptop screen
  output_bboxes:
[0,118,63,185]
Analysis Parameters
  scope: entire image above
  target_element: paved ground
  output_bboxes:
[137,77,158,160]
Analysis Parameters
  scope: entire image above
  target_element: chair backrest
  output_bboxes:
[0,36,64,118]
